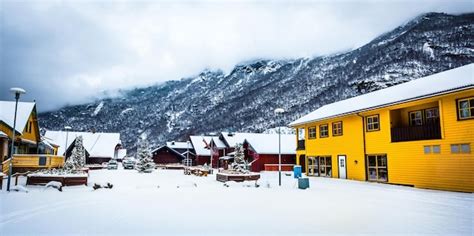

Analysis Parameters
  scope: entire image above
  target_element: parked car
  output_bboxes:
[107,159,118,170]
[122,157,136,170]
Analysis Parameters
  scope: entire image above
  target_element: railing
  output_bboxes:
[2,154,65,174]
[391,124,441,142]
[2,159,10,174]
[297,140,305,150]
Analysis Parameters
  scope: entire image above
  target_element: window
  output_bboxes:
[424,145,440,154]
[424,146,431,154]
[366,115,380,131]
[367,154,388,182]
[308,127,316,139]
[319,124,329,138]
[29,121,32,133]
[451,144,471,154]
[451,144,460,153]
[306,156,331,177]
[409,110,423,126]
[425,107,439,124]
[298,128,305,140]
[461,144,471,153]
[451,144,470,153]
[332,121,343,136]
[458,97,474,120]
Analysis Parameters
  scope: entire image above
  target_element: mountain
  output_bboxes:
[39,12,474,152]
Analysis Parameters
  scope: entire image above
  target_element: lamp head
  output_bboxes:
[64,126,72,131]
[10,87,26,99]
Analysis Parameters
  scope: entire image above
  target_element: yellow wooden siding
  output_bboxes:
[0,112,40,144]
[7,154,65,172]
[293,88,474,192]
[295,115,367,181]
[19,112,40,143]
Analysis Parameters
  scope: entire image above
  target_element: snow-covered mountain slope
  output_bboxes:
[39,12,474,152]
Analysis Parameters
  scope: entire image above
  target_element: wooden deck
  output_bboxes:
[1,154,65,174]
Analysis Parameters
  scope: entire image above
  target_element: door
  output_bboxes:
[299,155,306,173]
[338,155,347,179]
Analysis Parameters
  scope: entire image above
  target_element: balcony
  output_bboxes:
[297,140,305,150]
[1,154,65,174]
[391,124,441,142]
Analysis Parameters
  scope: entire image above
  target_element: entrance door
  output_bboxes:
[338,155,347,179]
[299,155,306,173]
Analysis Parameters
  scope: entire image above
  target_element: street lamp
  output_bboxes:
[186,140,190,167]
[64,126,72,158]
[274,108,285,186]
[7,87,26,192]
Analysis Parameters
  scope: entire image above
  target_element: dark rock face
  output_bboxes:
[39,13,474,152]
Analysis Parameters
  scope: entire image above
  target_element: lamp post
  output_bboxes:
[274,108,285,186]
[186,140,190,167]
[64,126,72,158]
[7,87,26,192]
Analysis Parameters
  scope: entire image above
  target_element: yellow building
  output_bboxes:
[290,64,473,192]
[0,101,64,173]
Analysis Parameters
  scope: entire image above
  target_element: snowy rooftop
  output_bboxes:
[0,101,36,133]
[220,132,296,154]
[290,64,474,126]
[44,131,122,158]
[189,136,214,156]
[166,141,192,150]
[210,137,227,149]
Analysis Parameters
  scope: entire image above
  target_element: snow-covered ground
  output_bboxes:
[1,168,472,235]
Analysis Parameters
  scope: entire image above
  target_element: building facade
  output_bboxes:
[290,64,473,192]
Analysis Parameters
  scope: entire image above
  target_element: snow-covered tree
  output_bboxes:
[230,143,249,173]
[64,135,86,172]
[135,137,155,173]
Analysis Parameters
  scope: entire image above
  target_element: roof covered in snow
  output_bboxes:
[220,132,296,154]
[0,101,36,133]
[290,64,474,126]
[210,137,227,149]
[44,131,122,158]
[244,134,296,155]
[189,136,213,156]
[166,141,192,150]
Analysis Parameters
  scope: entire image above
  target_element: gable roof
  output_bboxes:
[189,135,214,156]
[290,64,474,126]
[0,101,36,133]
[210,137,227,149]
[152,145,187,159]
[45,130,122,158]
[244,134,296,155]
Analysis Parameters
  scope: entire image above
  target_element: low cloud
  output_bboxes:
[1,0,472,111]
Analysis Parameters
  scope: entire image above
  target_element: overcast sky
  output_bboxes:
[1,0,472,111]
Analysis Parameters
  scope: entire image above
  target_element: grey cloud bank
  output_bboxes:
[1,0,472,111]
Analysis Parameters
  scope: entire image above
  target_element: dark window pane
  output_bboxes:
[368,156,376,167]
[460,101,468,108]
[368,168,377,180]
[378,169,387,181]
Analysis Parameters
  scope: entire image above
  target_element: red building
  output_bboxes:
[151,145,195,165]
[218,132,297,172]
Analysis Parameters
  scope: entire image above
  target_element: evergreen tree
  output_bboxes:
[135,137,155,173]
[230,143,249,173]
[64,136,86,172]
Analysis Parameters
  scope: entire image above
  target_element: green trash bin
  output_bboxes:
[298,177,309,189]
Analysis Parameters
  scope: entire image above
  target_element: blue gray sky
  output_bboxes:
[1,0,472,111]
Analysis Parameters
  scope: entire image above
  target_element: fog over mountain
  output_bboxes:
[38,12,474,152]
